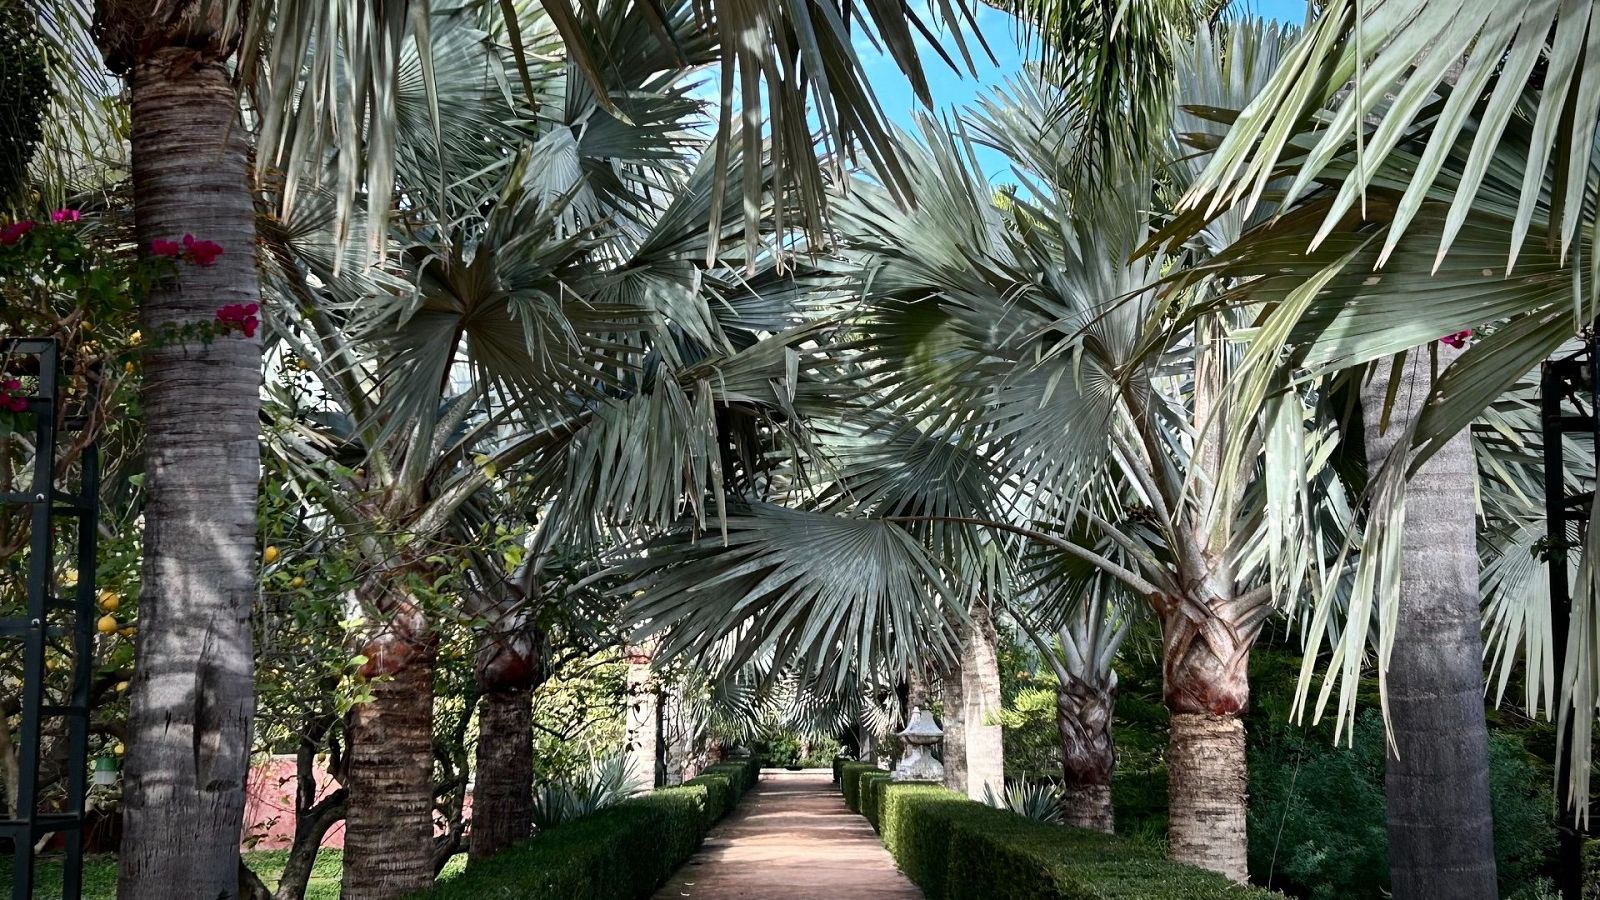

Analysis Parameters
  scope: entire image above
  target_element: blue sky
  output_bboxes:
[858,0,1314,179]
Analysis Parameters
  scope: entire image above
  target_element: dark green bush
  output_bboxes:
[849,780,1273,899]
[418,763,758,899]
[683,772,734,825]
[1246,708,1555,899]
[840,761,878,812]
[859,771,892,831]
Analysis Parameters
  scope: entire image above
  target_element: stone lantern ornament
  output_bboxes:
[891,706,944,782]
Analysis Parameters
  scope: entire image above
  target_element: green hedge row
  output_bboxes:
[417,757,760,899]
[843,778,1277,899]
[859,770,893,831]
[839,760,881,812]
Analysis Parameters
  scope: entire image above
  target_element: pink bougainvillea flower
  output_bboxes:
[50,209,80,224]
[215,303,261,339]
[151,239,182,257]
[186,238,224,267]
[0,220,35,246]
[2,379,20,392]
[1440,329,1473,349]
[2,395,26,413]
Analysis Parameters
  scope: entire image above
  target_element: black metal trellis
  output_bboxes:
[0,338,98,900]
[1540,335,1596,900]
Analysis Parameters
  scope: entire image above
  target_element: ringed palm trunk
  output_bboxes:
[941,660,967,794]
[1362,348,1497,899]
[1159,593,1254,882]
[469,623,542,861]
[1055,676,1115,833]
[957,605,1003,802]
[97,6,262,895]
[341,575,439,899]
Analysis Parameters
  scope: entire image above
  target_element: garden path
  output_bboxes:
[653,769,923,899]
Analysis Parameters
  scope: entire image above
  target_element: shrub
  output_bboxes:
[859,771,893,831]
[683,772,734,825]
[983,779,1065,824]
[850,781,1274,899]
[417,762,758,899]
[1246,709,1555,899]
[839,761,879,812]
[529,752,638,831]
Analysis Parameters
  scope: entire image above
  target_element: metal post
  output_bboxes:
[12,342,57,900]
[0,339,99,900]
[1540,340,1595,900]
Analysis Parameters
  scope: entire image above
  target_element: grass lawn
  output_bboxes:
[3,849,353,899]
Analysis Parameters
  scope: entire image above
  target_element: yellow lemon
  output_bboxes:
[115,681,129,693]
[123,361,135,375]
[96,615,117,634]
[128,330,141,346]
[61,569,77,587]
[45,658,59,671]
[113,743,125,757]
[99,590,120,611]
[290,576,305,589]
[263,545,280,565]
[119,626,136,638]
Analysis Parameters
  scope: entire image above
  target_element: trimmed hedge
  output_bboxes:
[416,760,761,899]
[859,770,893,831]
[849,779,1278,899]
[839,760,879,812]
[686,756,758,822]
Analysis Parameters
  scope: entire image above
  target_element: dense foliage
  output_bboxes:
[0,2,47,205]
[848,779,1275,899]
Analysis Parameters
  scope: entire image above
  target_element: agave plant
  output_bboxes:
[983,778,1065,825]
[529,753,642,831]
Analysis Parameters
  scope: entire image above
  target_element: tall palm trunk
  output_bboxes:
[97,6,262,896]
[469,621,542,861]
[941,660,967,794]
[957,605,1003,801]
[1055,675,1115,832]
[341,577,439,899]
[1362,348,1497,899]
[1159,593,1253,882]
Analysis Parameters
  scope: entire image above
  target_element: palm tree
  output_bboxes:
[30,0,1012,888]
[623,22,1325,880]
[87,5,261,897]
[1020,577,1130,832]
[950,598,1005,800]
[1361,346,1498,898]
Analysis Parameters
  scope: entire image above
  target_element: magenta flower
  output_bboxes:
[182,234,224,267]
[215,303,261,339]
[1440,329,1473,349]
[0,220,35,246]
[50,209,80,224]
[151,239,182,257]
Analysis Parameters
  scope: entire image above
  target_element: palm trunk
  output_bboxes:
[1362,349,1497,899]
[469,620,541,860]
[958,606,1004,802]
[106,14,262,897]
[941,661,967,794]
[1055,677,1115,833]
[341,580,438,899]
[1160,599,1252,882]
[469,691,531,856]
